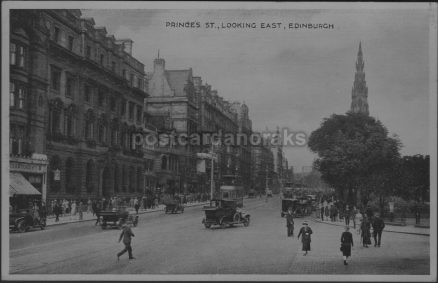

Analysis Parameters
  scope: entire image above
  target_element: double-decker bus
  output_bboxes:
[219,175,244,207]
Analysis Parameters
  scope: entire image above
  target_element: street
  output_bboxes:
[9,196,430,275]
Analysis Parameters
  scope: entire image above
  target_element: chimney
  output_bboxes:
[116,39,133,55]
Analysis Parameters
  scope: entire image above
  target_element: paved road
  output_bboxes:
[9,196,430,275]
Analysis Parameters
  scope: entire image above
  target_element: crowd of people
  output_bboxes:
[44,192,211,222]
[282,195,386,266]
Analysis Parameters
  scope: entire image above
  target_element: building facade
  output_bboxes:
[146,56,199,194]
[10,9,153,201]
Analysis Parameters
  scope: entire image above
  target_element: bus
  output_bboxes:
[219,175,244,207]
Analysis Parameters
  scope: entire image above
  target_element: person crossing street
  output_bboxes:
[286,206,295,237]
[117,223,136,261]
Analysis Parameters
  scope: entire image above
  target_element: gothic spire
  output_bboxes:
[350,42,369,115]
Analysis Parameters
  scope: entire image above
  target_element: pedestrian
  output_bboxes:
[87,198,92,214]
[71,200,77,216]
[95,202,101,226]
[297,221,313,256]
[351,206,357,229]
[117,223,135,261]
[320,201,324,220]
[340,226,354,265]
[92,200,97,216]
[345,205,350,226]
[54,201,61,222]
[324,205,329,221]
[78,201,83,220]
[360,217,371,247]
[372,213,385,247]
[286,206,295,237]
[134,199,140,214]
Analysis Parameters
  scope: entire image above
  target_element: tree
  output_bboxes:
[394,155,430,203]
[308,112,401,207]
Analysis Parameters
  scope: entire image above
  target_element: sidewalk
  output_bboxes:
[312,217,430,236]
[46,202,209,227]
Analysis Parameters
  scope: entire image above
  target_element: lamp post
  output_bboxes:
[210,138,220,200]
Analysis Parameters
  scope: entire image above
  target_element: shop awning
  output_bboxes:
[9,172,41,197]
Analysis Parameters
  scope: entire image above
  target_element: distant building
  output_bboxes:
[350,42,369,115]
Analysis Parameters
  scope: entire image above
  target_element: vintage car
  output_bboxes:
[265,188,273,197]
[9,209,46,232]
[202,199,250,229]
[99,206,138,229]
[164,197,184,214]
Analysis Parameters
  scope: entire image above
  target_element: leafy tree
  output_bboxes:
[308,112,402,207]
[394,155,430,203]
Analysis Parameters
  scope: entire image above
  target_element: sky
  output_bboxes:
[82,6,433,171]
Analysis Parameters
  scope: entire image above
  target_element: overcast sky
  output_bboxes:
[82,7,432,171]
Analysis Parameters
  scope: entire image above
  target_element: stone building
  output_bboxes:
[10,9,153,201]
[146,56,199,194]
[251,134,275,192]
[194,77,240,193]
[350,42,369,115]
[9,11,50,203]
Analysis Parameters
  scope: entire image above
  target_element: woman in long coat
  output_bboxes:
[341,226,354,265]
[297,221,313,255]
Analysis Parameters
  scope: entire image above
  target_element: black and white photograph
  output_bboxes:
[2,1,437,281]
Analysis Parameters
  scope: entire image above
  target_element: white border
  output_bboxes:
[2,1,437,282]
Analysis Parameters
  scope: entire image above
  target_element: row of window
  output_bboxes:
[50,24,144,89]
[51,67,143,123]
[48,107,142,149]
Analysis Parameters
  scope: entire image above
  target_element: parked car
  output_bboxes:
[202,199,250,229]
[9,209,46,232]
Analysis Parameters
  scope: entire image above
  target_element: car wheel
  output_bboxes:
[281,213,284,217]
[17,220,27,233]
[244,216,250,227]
[204,223,211,229]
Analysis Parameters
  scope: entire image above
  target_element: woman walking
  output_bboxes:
[297,221,313,256]
[341,226,354,265]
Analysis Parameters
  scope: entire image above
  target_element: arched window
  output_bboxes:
[129,166,135,192]
[49,155,61,192]
[86,159,96,193]
[114,164,119,192]
[65,157,74,194]
[161,155,167,170]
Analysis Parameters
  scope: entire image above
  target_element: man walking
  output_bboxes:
[286,206,295,237]
[297,221,313,256]
[117,223,135,261]
[372,213,385,247]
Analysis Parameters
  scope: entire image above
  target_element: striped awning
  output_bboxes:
[9,172,41,196]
